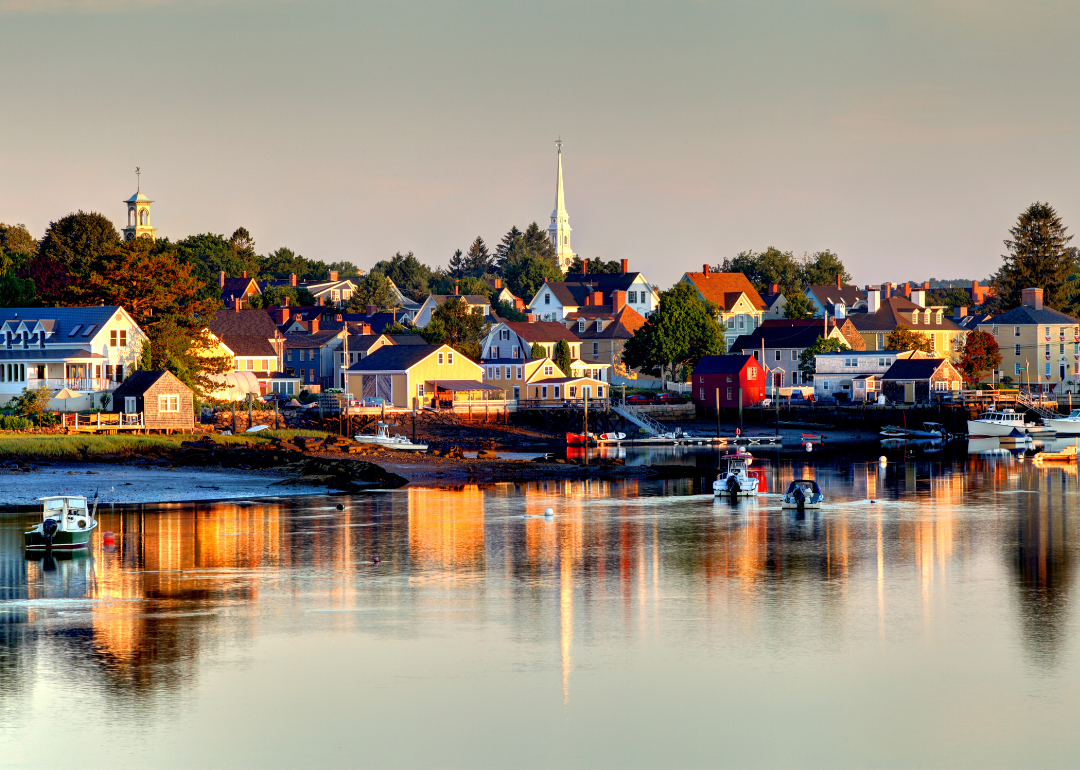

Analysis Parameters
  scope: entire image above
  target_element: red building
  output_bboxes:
[691,354,768,409]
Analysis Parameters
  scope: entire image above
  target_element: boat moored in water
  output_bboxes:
[354,422,428,451]
[781,479,823,509]
[713,451,760,498]
[24,494,99,551]
[1045,409,1080,435]
[967,408,1032,438]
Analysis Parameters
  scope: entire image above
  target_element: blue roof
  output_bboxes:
[692,354,758,375]
[0,307,125,339]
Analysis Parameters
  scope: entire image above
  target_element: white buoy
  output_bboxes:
[805,442,812,452]
[879,456,887,464]
[544,507,554,517]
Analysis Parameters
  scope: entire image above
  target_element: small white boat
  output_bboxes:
[880,422,948,440]
[598,432,626,442]
[713,451,760,498]
[25,494,99,551]
[967,408,1031,438]
[354,422,428,451]
[781,479,823,509]
[1045,409,1080,435]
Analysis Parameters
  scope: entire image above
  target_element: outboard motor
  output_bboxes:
[42,517,59,549]
[726,474,739,500]
[793,486,806,511]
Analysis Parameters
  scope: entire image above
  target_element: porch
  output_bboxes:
[63,412,147,433]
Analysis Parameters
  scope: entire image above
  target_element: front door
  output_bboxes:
[1061,364,1067,382]
[513,386,520,401]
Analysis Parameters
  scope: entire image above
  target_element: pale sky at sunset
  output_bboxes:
[2,0,1079,289]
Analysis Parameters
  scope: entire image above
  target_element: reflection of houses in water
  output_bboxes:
[408,486,486,572]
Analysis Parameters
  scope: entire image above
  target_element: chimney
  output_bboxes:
[527,314,536,323]
[911,288,926,307]
[703,264,710,276]
[621,259,628,274]
[234,297,242,313]
[318,296,324,306]
[900,282,910,298]
[280,307,290,324]
[972,280,980,291]
[454,284,459,296]
[219,270,225,288]
[309,317,319,334]
[327,269,339,281]
[514,298,525,311]
[836,274,841,289]
[290,273,297,288]
[283,296,289,307]
[768,283,779,295]
[591,291,603,307]
[582,261,588,276]
[366,304,376,315]
[360,322,371,334]
[923,281,930,290]
[335,314,343,322]
[1022,287,1044,310]
[954,306,968,320]
[881,283,891,299]
[867,289,880,314]
[614,290,626,313]
[493,278,501,290]
[833,301,846,320]
[242,270,247,279]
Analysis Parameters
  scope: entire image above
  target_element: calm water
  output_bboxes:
[2,453,1080,769]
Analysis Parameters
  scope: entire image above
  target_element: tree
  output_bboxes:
[249,285,317,309]
[798,336,850,378]
[530,342,547,359]
[959,330,1001,385]
[505,255,561,304]
[13,384,54,426]
[553,339,572,375]
[568,256,623,275]
[801,250,850,287]
[622,282,725,386]
[495,223,558,274]
[0,252,37,307]
[493,300,527,322]
[885,324,934,354]
[38,211,120,276]
[450,237,493,279]
[72,238,231,394]
[344,274,398,312]
[991,202,1079,313]
[419,296,490,359]
[447,249,466,279]
[718,248,804,295]
[926,287,977,313]
[372,251,433,301]
[0,223,38,256]
[783,291,815,319]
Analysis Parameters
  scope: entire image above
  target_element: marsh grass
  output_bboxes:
[0,429,334,458]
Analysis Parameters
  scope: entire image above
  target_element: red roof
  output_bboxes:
[503,321,582,344]
[683,273,767,312]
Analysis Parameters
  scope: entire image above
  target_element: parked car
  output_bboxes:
[651,392,685,404]
[624,394,651,405]
[263,393,292,405]
[759,398,774,408]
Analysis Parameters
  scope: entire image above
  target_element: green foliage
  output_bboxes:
[0,251,37,307]
[344,274,399,312]
[382,322,415,335]
[783,291,815,319]
[991,202,1079,313]
[449,237,494,279]
[495,223,558,274]
[959,330,1001,385]
[38,211,120,276]
[419,296,490,359]
[800,250,851,287]
[567,256,624,275]
[798,336,850,377]
[622,282,725,383]
[249,285,317,309]
[0,415,32,430]
[13,385,54,425]
[493,300,527,322]
[505,256,562,303]
[0,223,38,256]
[372,251,433,301]
[530,342,547,359]
[926,287,975,312]
[98,392,112,411]
[140,339,152,371]
[885,324,935,354]
[718,248,804,295]
[553,339,572,375]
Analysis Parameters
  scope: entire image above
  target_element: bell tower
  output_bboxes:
[122,167,156,242]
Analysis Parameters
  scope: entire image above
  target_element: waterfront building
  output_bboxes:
[345,343,497,408]
[812,350,930,401]
[880,357,963,403]
[480,320,582,361]
[283,330,345,391]
[848,287,966,361]
[0,306,147,411]
[690,354,768,409]
[479,356,608,402]
[206,303,301,397]
[110,370,195,430]
[977,287,1080,391]
[729,321,851,389]
[678,267,767,349]
[562,298,645,383]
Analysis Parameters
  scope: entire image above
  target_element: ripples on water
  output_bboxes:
[2,454,1080,769]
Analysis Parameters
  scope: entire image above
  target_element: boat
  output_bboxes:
[1033,444,1078,463]
[781,479,823,509]
[713,451,760,498]
[24,494,99,552]
[566,432,596,446]
[597,432,626,442]
[1045,409,1080,435]
[353,422,428,451]
[967,408,1032,438]
[879,422,948,440]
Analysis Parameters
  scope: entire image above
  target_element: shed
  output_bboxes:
[880,358,963,403]
[111,370,195,432]
[691,355,768,410]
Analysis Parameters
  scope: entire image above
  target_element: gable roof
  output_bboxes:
[692,354,761,375]
[560,272,647,293]
[502,321,582,344]
[0,306,128,339]
[283,331,342,348]
[346,344,446,372]
[848,297,965,333]
[807,284,865,310]
[987,305,1080,325]
[345,334,390,353]
[111,370,188,397]
[428,294,490,306]
[533,282,596,308]
[565,306,647,339]
[729,324,837,353]
[220,277,260,303]
[385,334,428,345]
[682,273,767,312]
[882,358,952,380]
[209,308,280,357]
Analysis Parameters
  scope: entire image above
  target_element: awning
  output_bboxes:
[429,379,502,392]
[206,371,262,400]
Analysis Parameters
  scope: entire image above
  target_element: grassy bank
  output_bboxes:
[0,429,331,458]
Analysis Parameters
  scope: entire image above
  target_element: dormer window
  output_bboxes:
[923,310,930,324]
[596,320,603,332]
[578,320,585,332]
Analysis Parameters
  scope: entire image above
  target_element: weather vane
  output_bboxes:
[555,137,563,152]
[135,166,141,192]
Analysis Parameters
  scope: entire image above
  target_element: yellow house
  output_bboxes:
[346,343,500,409]
[480,356,606,402]
[850,291,966,362]
[978,288,1080,390]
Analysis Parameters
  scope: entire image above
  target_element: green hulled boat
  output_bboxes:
[24,494,99,551]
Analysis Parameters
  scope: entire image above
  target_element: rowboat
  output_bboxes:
[25,494,99,552]
[353,422,428,451]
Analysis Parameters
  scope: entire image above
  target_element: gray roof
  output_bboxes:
[0,307,124,339]
[112,370,177,397]
[283,331,341,348]
[347,345,443,372]
[210,308,280,356]
[385,334,428,345]
[988,305,1080,326]
[882,358,950,380]
[692,354,758,375]
[0,348,107,361]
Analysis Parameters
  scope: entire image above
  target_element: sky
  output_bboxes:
[1,0,1079,290]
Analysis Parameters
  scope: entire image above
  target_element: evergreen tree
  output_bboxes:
[344,274,398,312]
[463,237,492,277]
[568,256,623,275]
[494,226,524,272]
[991,202,1079,313]
[783,291,815,319]
[447,249,467,279]
[553,339,572,375]
[530,342,547,359]
[371,251,433,301]
[505,256,561,304]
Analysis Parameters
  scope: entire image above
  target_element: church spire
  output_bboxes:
[547,139,576,271]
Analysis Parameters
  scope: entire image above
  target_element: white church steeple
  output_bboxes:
[547,140,576,271]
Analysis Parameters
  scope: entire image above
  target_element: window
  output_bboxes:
[505,366,511,380]
[596,320,603,332]
[544,294,551,305]
[1061,327,1068,339]
[726,387,732,399]
[878,358,886,367]
[1045,326,1051,338]
[516,366,523,380]
[438,353,444,364]
[245,359,253,371]
[68,324,82,337]
[500,329,510,341]
[1046,362,1052,378]
[592,342,599,359]
[823,380,830,390]
[774,350,781,361]
[1046,344,1051,357]
[578,320,585,332]
[791,350,797,361]
[263,359,271,372]
[1061,344,1066,355]
[541,385,548,398]
[110,329,127,348]
[737,316,744,330]
[1014,326,1021,337]
[727,317,735,329]
[597,386,604,397]
[512,347,519,358]
[486,366,494,380]
[699,388,705,400]
[492,346,500,359]
[544,365,554,376]
[124,397,137,413]
[448,352,454,364]
[1014,344,1021,356]
[331,290,340,301]
[726,375,732,382]
[554,385,561,399]
[628,291,637,303]
[934,381,947,391]
[286,350,293,362]
[418,383,425,397]
[1015,363,1024,375]
[158,394,180,412]
[513,386,520,399]
[753,351,759,360]
[748,367,757,380]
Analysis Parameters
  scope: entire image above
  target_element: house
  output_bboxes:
[481,320,582,361]
[881,358,964,403]
[386,278,423,320]
[332,333,397,387]
[345,343,499,409]
[529,260,657,321]
[0,306,148,412]
[413,291,493,328]
[283,330,345,391]
[562,297,646,382]
[206,303,300,397]
[218,271,261,306]
[690,355,768,410]
[848,288,966,361]
[812,350,929,401]
[977,288,1080,391]
[729,321,851,389]
[679,267,768,349]
[761,284,787,320]
[806,277,866,319]
[110,370,195,432]
[479,356,607,402]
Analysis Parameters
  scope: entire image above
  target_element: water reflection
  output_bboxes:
[2,456,1080,766]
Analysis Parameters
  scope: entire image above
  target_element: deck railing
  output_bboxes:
[29,378,119,391]
[63,412,144,429]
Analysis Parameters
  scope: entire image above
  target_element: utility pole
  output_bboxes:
[738,384,743,433]
[715,387,721,438]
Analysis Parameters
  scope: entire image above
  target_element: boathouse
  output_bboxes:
[691,355,768,410]
[110,370,195,432]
